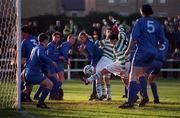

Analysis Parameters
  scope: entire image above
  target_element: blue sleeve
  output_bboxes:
[38,48,53,65]
[21,40,27,58]
[47,43,59,61]
[131,19,141,41]
[86,41,94,62]
[61,43,71,61]
[157,25,165,44]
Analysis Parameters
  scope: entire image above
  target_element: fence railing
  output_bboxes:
[65,58,180,80]
[0,58,179,80]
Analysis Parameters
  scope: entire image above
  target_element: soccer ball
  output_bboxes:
[83,65,95,76]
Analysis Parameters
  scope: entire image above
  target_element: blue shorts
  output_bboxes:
[146,60,163,75]
[25,68,46,85]
[56,61,64,72]
[132,50,156,67]
[47,64,56,74]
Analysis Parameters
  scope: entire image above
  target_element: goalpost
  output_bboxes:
[0,0,21,109]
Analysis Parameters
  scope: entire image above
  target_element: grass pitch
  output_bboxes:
[1,78,180,118]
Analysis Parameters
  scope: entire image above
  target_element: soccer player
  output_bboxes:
[93,28,114,100]
[23,33,57,108]
[85,32,129,98]
[33,32,62,100]
[56,34,76,99]
[146,37,169,104]
[21,25,38,102]
[119,4,164,108]
[78,31,101,100]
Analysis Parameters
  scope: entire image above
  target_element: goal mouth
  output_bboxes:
[0,0,21,109]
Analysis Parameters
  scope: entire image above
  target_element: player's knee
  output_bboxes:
[48,80,53,89]
[148,75,156,83]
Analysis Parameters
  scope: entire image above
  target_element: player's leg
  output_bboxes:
[89,80,98,101]
[105,74,112,101]
[56,61,65,100]
[101,78,107,99]
[139,73,148,100]
[21,69,33,102]
[121,66,142,107]
[34,65,49,100]
[34,85,43,100]
[49,73,61,100]
[148,74,160,103]
[37,77,53,108]
[148,61,162,104]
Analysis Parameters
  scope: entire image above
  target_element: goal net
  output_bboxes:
[0,0,21,108]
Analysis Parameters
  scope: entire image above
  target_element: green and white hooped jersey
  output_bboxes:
[114,31,128,68]
[95,39,115,60]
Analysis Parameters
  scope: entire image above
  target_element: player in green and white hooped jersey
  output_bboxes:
[85,30,129,96]
[94,28,115,100]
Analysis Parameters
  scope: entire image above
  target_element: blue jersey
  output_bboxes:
[85,39,94,63]
[156,37,169,62]
[77,39,94,63]
[131,16,164,53]
[47,41,60,61]
[21,35,38,61]
[59,42,72,61]
[26,44,53,73]
[92,44,103,66]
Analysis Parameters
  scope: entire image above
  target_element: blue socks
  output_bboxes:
[139,76,148,98]
[50,76,59,94]
[124,86,128,97]
[34,86,43,98]
[92,80,97,96]
[38,88,50,104]
[150,82,159,100]
[128,81,138,104]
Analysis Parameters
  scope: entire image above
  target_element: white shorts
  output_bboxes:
[106,61,130,79]
[96,56,114,73]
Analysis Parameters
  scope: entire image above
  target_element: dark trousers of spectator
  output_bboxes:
[173,61,179,78]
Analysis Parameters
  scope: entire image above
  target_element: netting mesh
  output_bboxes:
[0,0,18,108]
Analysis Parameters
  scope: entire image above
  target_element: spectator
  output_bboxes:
[55,20,64,33]
[172,48,180,78]
[175,25,180,49]
[46,24,56,37]
[63,25,71,39]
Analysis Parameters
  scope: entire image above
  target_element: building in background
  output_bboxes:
[22,0,180,18]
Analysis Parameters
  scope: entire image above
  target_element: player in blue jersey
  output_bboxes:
[56,34,76,99]
[78,31,102,100]
[146,37,169,104]
[21,25,38,65]
[21,25,38,102]
[119,4,164,108]
[23,33,57,108]
[33,32,62,100]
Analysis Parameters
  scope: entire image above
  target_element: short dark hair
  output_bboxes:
[141,4,153,16]
[52,31,62,38]
[109,33,118,41]
[38,33,49,43]
[21,25,31,34]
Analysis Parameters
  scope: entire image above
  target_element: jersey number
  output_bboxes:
[147,20,155,33]
[30,39,37,46]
